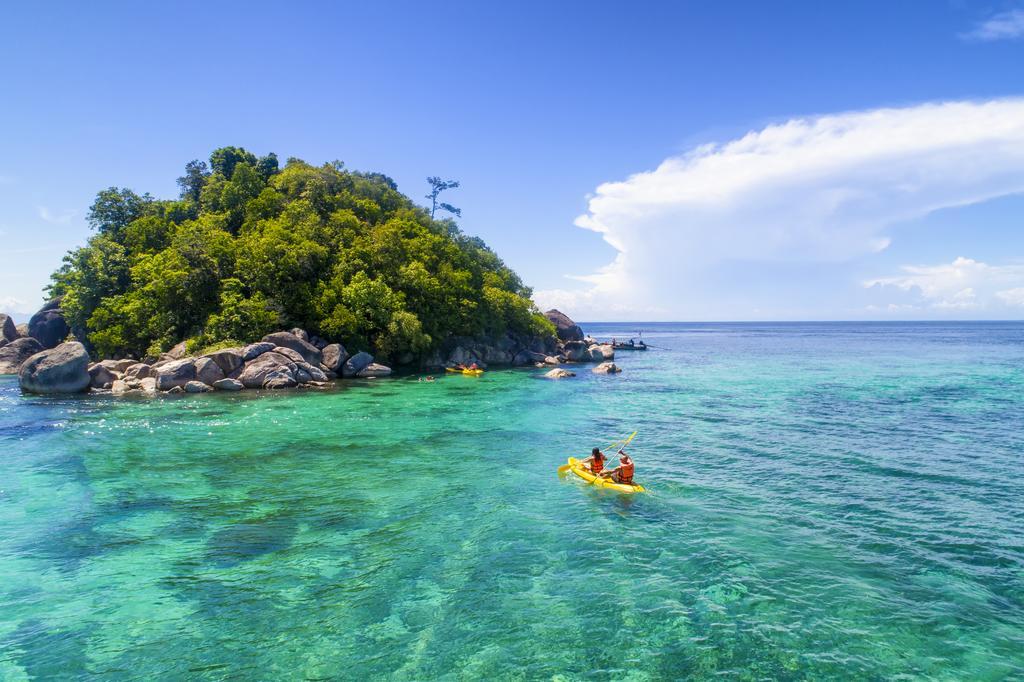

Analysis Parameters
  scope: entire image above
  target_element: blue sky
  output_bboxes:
[2,1,1024,320]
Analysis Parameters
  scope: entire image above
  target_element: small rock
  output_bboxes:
[124,362,157,380]
[184,380,213,393]
[592,362,621,374]
[288,327,309,342]
[88,363,118,389]
[357,363,392,378]
[139,377,158,394]
[165,385,185,394]
[544,368,576,379]
[111,379,129,394]
[212,378,244,391]
[544,356,561,365]
[342,351,374,377]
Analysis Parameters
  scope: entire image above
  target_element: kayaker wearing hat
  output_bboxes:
[579,447,607,475]
[601,450,635,485]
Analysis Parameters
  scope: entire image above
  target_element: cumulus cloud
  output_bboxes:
[535,98,1024,319]
[961,9,1024,42]
[866,257,1024,312]
[0,296,32,315]
[37,206,76,225]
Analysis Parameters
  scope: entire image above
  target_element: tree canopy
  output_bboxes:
[49,147,553,360]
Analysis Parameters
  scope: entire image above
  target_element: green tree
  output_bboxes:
[425,177,461,219]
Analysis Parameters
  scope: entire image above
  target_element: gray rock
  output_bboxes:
[155,358,197,390]
[0,337,44,374]
[204,348,244,375]
[212,377,244,391]
[15,323,29,338]
[544,309,584,342]
[357,363,392,378]
[139,377,158,394]
[19,341,91,394]
[88,362,118,389]
[321,343,348,372]
[272,346,306,364]
[100,358,137,373]
[341,351,374,377]
[563,341,590,362]
[194,357,225,385]
[261,332,322,365]
[27,300,71,349]
[262,369,298,389]
[296,362,328,382]
[592,362,621,374]
[238,352,296,389]
[294,368,312,384]
[184,380,212,393]
[308,335,328,350]
[165,385,185,394]
[288,327,309,342]
[587,344,607,362]
[165,341,188,360]
[544,356,561,365]
[0,313,18,342]
[124,362,157,380]
[512,350,547,366]
[241,342,276,361]
[111,379,129,394]
[544,368,576,379]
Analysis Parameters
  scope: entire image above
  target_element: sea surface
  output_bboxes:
[1,322,1023,680]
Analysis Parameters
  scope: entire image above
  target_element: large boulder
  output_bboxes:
[155,358,197,390]
[88,363,118,389]
[184,380,213,393]
[204,348,244,375]
[544,309,584,342]
[341,351,374,378]
[194,357,225,385]
[27,300,71,350]
[238,351,296,389]
[512,349,547,367]
[261,332,322,366]
[0,337,45,374]
[321,343,348,372]
[0,313,18,342]
[357,363,392,378]
[272,346,306,364]
[19,342,91,394]
[588,344,614,362]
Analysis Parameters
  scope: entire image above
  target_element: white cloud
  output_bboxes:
[962,9,1024,42]
[536,98,1024,320]
[0,296,33,315]
[37,206,76,225]
[865,257,1024,311]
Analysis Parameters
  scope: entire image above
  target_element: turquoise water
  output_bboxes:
[2,322,1023,680]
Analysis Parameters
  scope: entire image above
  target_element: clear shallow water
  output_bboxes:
[1,322,1023,680]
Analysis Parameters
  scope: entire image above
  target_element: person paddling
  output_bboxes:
[601,450,635,485]
[579,447,607,475]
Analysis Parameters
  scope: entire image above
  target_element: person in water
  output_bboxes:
[601,450,635,485]
[579,447,607,475]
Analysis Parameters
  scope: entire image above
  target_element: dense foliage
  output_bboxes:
[49,147,553,360]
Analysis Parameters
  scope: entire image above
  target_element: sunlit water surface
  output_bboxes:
[2,322,1023,679]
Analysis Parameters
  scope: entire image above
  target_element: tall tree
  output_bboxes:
[425,177,461,219]
[176,160,210,202]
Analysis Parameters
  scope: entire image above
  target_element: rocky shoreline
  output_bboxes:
[0,306,617,395]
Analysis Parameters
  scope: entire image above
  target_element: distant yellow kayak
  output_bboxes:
[562,457,645,493]
[445,367,484,376]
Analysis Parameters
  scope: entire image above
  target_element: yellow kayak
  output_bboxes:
[563,457,645,493]
[445,367,484,376]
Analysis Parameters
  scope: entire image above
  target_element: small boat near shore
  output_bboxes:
[445,367,485,376]
[611,340,647,351]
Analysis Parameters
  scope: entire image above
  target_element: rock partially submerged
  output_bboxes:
[156,359,197,391]
[19,342,91,394]
[342,351,374,377]
[592,362,621,374]
[544,368,576,379]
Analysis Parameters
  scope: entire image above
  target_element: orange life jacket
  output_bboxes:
[591,456,604,473]
[619,460,634,483]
